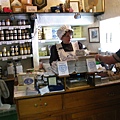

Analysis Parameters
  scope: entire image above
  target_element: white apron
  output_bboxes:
[56,41,79,61]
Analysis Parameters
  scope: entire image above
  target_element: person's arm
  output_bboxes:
[95,54,117,64]
[95,49,120,65]
[49,45,59,65]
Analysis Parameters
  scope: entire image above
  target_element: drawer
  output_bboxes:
[17,95,62,116]
[64,84,120,109]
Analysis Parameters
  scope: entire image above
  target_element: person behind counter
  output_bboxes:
[49,25,83,65]
[95,49,120,64]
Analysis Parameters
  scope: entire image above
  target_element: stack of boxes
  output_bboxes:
[42,26,59,40]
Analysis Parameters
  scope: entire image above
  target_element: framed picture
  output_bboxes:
[70,1,80,12]
[88,27,100,43]
[33,0,47,9]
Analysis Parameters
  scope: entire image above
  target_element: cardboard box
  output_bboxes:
[26,6,37,12]
[12,6,23,13]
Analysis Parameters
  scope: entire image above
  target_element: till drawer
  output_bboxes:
[64,84,120,109]
[17,95,62,116]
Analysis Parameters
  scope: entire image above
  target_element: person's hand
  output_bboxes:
[95,54,101,61]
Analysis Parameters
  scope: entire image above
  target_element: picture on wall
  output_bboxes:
[88,27,100,43]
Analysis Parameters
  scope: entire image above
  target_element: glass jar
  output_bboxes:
[7,61,15,76]
[15,60,23,74]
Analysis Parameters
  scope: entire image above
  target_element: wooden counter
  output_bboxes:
[14,82,120,120]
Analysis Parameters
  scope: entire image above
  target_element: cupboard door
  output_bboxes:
[17,95,62,116]
[64,84,120,109]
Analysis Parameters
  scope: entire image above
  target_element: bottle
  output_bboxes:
[1,19,5,26]
[20,45,24,55]
[6,19,11,26]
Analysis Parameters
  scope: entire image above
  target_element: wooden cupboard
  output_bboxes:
[15,83,120,120]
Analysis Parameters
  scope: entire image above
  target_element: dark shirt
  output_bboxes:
[49,41,83,65]
[113,49,120,62]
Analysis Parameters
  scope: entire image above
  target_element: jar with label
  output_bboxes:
[23,46,27,55]
[18,33,22,40]
[13,34,17,40]
[5,34,9,41]
[7,61,15,77]
[7,51,10,56]
[0,29,4,34]
[27,46,31,54]
[17,29,21,34]
[9,33,13,40]
[25,33,30,39]
[15,60,23,74]
[20,46,23,55]
[0,34,4,41]
[22,33,25,40]
[10,46,14,51]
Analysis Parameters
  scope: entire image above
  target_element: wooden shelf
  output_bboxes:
[38,38,86,43]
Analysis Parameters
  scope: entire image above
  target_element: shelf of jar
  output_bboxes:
[0,25,31,29]
[0,39,32,45]
[0,54,33,61]
[38,38,86,43]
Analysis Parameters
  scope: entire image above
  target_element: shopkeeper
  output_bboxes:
[49,25,83,65]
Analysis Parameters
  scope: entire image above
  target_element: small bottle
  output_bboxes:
[2,47,7,53]
[2,52,6,57]
[20,45,24,55]
[21,19,26,25]
[0,34,4,41]
[17,20,22,25]
[5,34,9,41]
[22,33,25,40]
[18,33,22,40]
[25,33,30,39]
[1,20,5,26]
[7,51,10,56]
[13,34,17,40]
[9,33,13,40]
[23,46,27,55]
[6,19,10,26]
[15,45,18,52]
